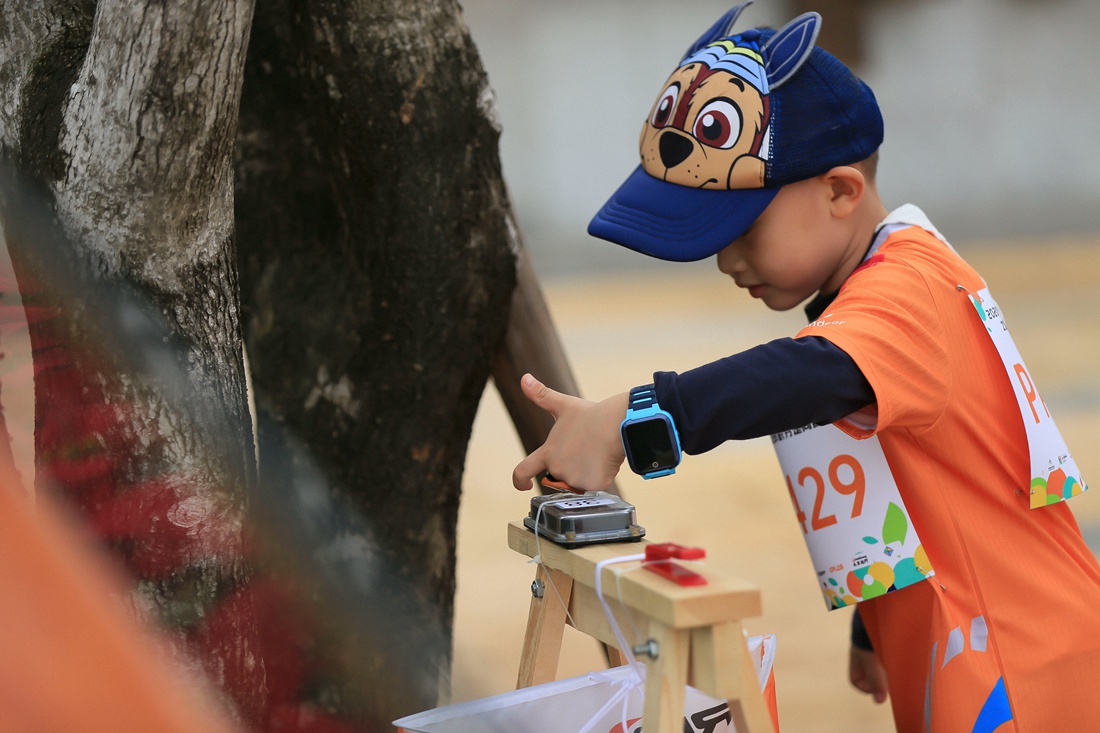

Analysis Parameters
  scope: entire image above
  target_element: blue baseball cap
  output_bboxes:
[588,4,884,262]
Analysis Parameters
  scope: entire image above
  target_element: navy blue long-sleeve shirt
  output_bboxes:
[654,334,875,453]
[651,291,876,650]
[653,290,874,452]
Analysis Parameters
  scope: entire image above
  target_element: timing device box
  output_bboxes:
[523,492,645,549]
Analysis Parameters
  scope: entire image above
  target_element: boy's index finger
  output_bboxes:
[512,449,547,491]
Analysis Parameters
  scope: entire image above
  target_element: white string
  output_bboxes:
[594,553,647,674]
[591,555,711,732]
[613,563,648,643]
[574,669,643,733]
[573,552,647,733]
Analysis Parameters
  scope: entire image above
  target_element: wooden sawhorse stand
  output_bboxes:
[509,521,775,733]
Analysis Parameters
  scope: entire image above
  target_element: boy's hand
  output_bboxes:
[511,374,628,492]
[848,645,888,704]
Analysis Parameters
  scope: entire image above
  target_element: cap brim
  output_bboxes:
[587,166,780,262]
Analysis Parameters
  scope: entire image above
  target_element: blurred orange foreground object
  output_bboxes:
[0,466,242,733]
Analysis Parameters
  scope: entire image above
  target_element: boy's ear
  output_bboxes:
[823,166,865,216]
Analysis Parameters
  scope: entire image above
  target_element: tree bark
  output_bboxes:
[2,0,519,727]
[235,0,516,724]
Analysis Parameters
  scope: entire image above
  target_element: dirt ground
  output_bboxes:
[448,237,1100,732]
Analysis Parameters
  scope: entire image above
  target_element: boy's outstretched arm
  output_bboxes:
[511,373,628,492]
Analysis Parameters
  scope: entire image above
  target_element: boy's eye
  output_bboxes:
[651,83,680,128]
[692,99,742,149]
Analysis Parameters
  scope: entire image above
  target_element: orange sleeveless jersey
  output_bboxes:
[799,224,1100,732]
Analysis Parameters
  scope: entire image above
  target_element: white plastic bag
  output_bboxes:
[394,634,778,733]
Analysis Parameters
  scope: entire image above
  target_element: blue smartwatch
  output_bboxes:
[620,384,682,479]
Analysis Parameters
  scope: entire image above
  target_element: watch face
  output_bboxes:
[623,418,677,472]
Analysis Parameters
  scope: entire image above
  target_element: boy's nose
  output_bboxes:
[716,244,744,275]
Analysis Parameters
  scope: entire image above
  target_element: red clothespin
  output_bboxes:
[644,543,707,586]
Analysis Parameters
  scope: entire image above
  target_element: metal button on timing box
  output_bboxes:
[523,491,645,549]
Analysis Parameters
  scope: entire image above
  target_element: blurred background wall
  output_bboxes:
[460,0,1100,277]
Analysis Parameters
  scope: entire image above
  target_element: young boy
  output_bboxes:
[511,5,1100,731]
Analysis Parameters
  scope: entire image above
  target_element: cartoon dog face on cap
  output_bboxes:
[639,38,770,190]
[635,4,822,193]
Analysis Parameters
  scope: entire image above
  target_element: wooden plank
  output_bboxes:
[643,620,690,733]
[731,633,777,733]
[690,622,775,733]
[566,580,643,651]
[689,621,744,697]
[508,522,763,628]
[516,564,573,688]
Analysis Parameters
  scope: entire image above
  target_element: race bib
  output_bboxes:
[772,423,933,611]
[967,287,1088,508]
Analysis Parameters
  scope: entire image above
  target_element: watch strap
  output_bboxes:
[627,384,659,414]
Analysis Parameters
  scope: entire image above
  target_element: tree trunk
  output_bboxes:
[234,0,516,725]
[2,0,518,727]
[0,0,265,724]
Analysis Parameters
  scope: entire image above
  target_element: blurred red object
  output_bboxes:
[0,457,242,733]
